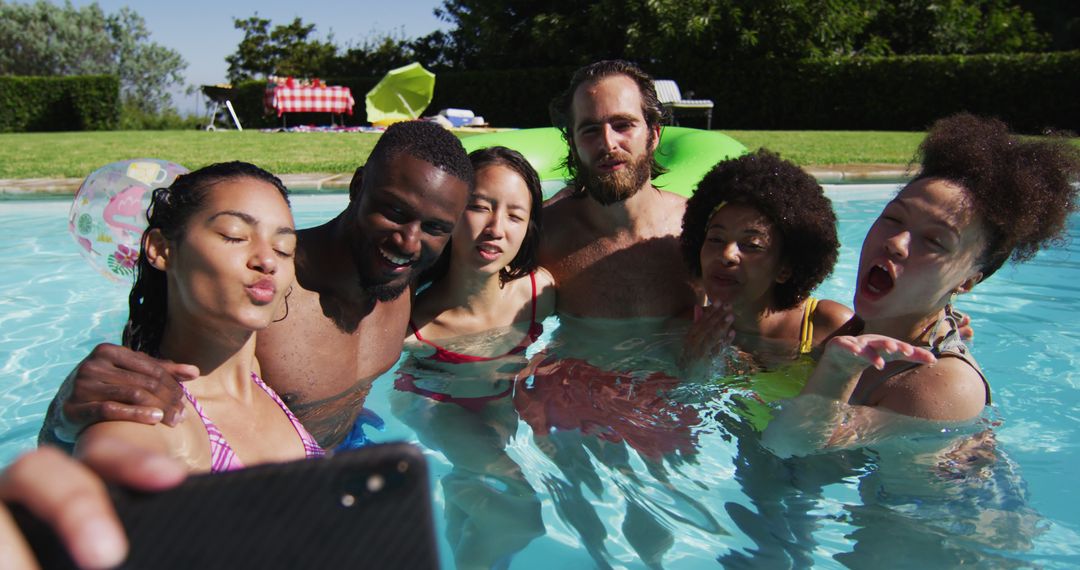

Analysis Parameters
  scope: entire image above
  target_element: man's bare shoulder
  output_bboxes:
[543,191,585,222]
[657,187,688,204]
[540,195,590,253]
[656,189,688,229]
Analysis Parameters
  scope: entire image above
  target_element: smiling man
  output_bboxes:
[542,60,698,319]
[41,121,474,448]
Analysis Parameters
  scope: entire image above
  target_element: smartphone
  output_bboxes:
[12,442,439,569]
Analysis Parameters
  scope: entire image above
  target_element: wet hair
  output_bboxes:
[680,149,839,311]
[549,60,668,191]
[349,120,475,201]
[123,162,290,356]
[420,146,544,287]
[914,113,1080,280]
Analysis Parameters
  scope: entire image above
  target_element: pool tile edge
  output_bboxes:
[1,167,915,198]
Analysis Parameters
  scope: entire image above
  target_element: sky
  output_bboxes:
[69,0,447,115]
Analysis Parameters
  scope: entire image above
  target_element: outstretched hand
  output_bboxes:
[821,334,937,375]
[50,344,198,444]
[0,438,186,569]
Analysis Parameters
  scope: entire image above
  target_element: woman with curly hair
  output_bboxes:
[679,149,854,378]
[764,113,1080,455]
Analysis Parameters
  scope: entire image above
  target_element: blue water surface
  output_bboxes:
[1,187,1078,568]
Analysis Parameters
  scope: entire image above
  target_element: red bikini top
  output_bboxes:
[409,272,544,364]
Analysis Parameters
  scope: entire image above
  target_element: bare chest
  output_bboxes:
[255,292,410,444]
[546,233,696,318]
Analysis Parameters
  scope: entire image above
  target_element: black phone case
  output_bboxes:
[13,442,439,569]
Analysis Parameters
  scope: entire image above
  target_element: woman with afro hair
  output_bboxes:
[679,148,855,379]
[764,113,1080,456]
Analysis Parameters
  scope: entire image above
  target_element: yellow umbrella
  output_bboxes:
[365,63,436,126]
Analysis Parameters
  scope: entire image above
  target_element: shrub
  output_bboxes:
[205,52,1080,133]
[117,101,202,130]
[0,75,119,132]
[674,51,1080,133]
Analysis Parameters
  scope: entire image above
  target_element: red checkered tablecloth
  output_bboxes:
[264,86,355,116]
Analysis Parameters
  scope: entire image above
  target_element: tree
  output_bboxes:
[225,15,337,82]
[0,0,187,113]
[325,30,417,77]
[227,15,440,79]
[868,0,1048,55]
[423,0,1050,70]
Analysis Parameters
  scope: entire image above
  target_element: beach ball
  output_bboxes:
[68,159,188,283]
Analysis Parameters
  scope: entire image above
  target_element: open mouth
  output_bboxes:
[379,248,415,270]
[476,243,503,262]
[861,264,895,298]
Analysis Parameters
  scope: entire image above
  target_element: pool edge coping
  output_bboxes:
[0,166,913,198]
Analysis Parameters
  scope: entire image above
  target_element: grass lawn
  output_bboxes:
[0,130,381,179]
[3,128,1074,179]
[724,130,925,166]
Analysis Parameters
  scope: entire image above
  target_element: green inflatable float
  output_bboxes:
[461,126,747,198]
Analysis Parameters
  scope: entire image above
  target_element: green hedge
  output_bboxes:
[0,75,119,132]
[224,52,1078,133]
[669,51,1080,133]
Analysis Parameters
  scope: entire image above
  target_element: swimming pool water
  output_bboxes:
[2,188,1078,568]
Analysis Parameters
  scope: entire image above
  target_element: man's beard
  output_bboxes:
[576,149,653,206]
[365,281,409,302]
[351,241,415,303]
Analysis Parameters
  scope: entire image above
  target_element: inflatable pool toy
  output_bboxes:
[68,159,188,283]
[461,126,747,197]
[366,63,436,126]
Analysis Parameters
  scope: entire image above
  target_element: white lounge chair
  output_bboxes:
[654,79,713,130]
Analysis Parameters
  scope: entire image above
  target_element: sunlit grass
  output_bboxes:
[0,130,381,178]
[2,128,1075,179]
[722,130,926,166]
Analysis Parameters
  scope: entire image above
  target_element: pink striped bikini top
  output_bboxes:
[176,372,324,472]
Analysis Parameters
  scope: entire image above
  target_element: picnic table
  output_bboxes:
[263,85,355,126]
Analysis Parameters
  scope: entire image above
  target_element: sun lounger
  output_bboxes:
[654,79,713,130]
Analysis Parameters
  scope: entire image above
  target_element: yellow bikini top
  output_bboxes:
[798,297,819,355]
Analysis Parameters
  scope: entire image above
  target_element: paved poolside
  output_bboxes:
[0,164,912,198]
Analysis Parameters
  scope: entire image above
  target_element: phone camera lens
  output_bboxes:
[366,474,385,493]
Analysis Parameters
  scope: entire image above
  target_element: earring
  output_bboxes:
[273,286,293,323]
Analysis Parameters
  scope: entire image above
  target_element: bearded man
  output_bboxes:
[542,60,698,319]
